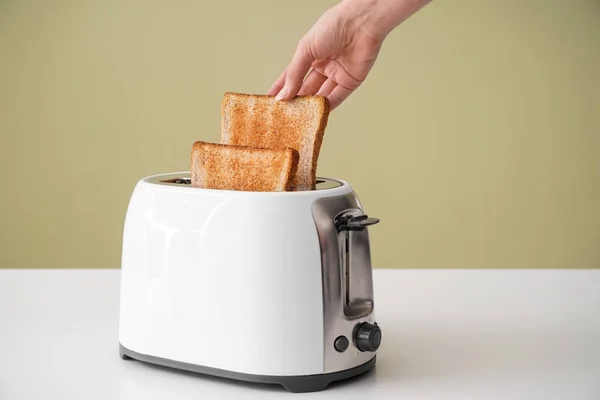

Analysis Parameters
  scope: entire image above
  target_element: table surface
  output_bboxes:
[1,269,599,400]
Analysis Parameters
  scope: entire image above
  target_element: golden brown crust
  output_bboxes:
[220,92,330,191]
[190,141,299,192]
[310,96,330,191]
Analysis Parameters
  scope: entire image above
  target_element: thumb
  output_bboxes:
[275,38,314,101]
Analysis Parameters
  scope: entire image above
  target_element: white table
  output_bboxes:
[1,269,599,400]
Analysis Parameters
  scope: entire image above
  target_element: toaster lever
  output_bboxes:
[336,214,380,232]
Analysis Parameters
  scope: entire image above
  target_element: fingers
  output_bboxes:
[327,85,354,111]
[267,68,287,96]
[316,78,337,98]
[297,69,328,96]
[271,69,353,110]
[316,79,352,110]
[275,39,314,101]
[268,38,353,109]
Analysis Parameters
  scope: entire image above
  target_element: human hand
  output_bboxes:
[267,0,431,110]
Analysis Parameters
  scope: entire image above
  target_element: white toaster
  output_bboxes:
[118,172,382,393]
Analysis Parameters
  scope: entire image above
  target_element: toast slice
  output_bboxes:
[190,141,299,192]
[220,92,330,191]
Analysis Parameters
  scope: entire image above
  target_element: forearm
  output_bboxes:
[340,0,432,40]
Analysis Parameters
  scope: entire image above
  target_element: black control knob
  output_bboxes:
[353,322,382,352]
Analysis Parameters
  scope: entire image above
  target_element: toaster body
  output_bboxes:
[118,172,382,393]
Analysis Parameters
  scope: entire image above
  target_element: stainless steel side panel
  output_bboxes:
[312,192,378,373]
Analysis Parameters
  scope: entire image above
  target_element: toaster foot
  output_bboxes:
[119,345,133,360]
[119,343,375,393]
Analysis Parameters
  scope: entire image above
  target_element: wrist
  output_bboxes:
[340,0,431,40]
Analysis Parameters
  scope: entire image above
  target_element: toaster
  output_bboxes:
[118,172,382,393]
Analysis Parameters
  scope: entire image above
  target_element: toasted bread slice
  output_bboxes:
[220,92,330,191]
[190,141,299,192]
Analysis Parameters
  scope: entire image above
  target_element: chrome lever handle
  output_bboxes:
[336,214,380,232]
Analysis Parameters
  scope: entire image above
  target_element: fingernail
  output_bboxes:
[275,86,288,101]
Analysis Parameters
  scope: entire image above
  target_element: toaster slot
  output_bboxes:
[342,230,350,307]
[147,173,345,190]
[335,210,379,320]
[159,177,191,185]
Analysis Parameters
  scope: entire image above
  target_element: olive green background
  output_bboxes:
[1,0,599,269]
